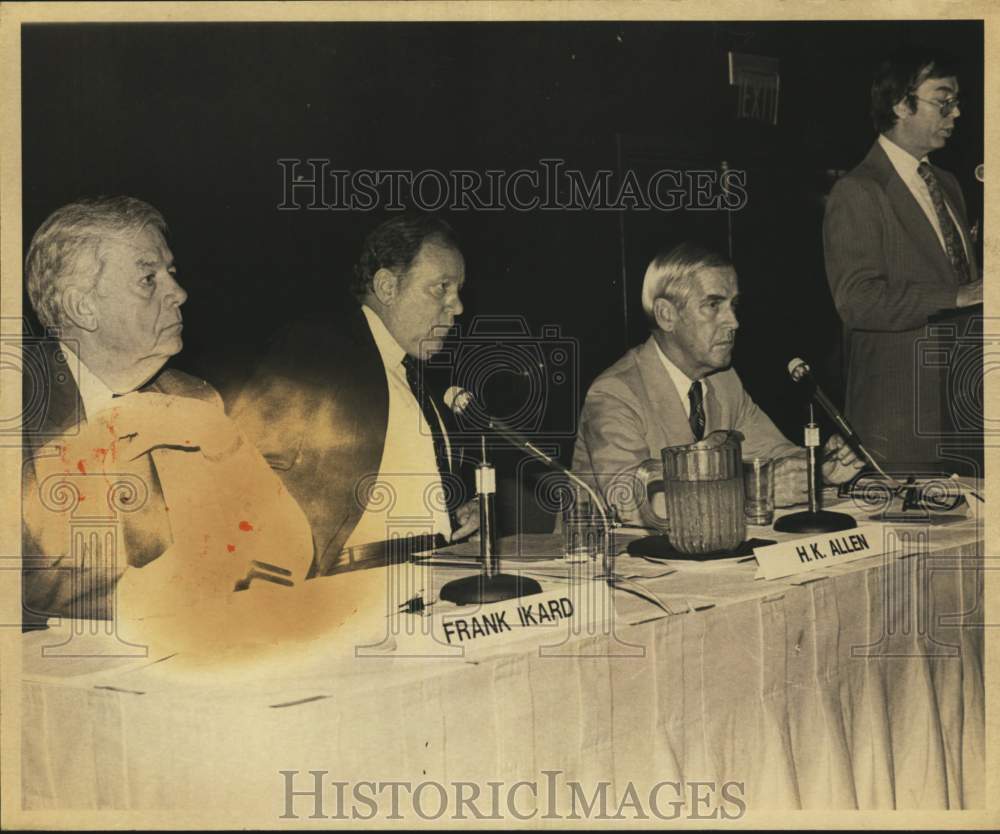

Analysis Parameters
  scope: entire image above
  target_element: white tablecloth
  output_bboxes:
[15,492,985,819]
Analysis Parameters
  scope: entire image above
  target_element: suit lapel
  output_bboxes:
[635,337,695,445]
[867,143,957,283]
[25,340,85,455]
[702,375,723,434]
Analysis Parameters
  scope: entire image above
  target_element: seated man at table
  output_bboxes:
[21,196,313,640]
[231,213,479,578]
[573,242,865,524]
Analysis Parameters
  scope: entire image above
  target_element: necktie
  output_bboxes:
[917,162,973,285]
[688,381,705,441]
[402,355,459,531]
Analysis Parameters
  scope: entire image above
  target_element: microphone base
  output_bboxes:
[439,572,543,606]
[773,510,858,534]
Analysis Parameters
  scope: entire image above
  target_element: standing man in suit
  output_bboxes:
[232,214,479,577]
[824,50,982,467]
[22,196,312,631]
[573,242,863,525]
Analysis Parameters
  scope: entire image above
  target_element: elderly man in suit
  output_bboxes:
[573,242,864,525]
[22,196,312,633]
[232,213,479,578]
[824,50,983,467]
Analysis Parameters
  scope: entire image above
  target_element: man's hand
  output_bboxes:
[956,279,983,308]
[774,454,809,507]
[451,498,480,541]
[820,434,865,485]
[774,436,866,507]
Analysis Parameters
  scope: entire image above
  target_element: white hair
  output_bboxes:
[25,196,167,330]
[640,241,732,326]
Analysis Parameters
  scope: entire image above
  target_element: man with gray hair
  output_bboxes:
[22,196,312,633]
[25,197,193,410]
[573,242,863,525]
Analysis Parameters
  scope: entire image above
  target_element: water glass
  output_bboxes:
[562,488,606,562]
[743,458,775,526]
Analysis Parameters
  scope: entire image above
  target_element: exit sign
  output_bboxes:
[729,52,780,125]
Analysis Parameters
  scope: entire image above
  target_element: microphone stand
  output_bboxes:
[773,404,857,534]
[486,417,618,580]
[443,388,619,590]
[438,436,544,605]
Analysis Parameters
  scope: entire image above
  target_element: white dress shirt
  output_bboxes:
[61,342,116,420]
[652,337,706,422]
[878,134,971,261]
[345,306,452,548]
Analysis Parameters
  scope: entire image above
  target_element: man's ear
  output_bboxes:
[61,286,98,332]
[372,268,400,306]
[653,297,677,333]
[892,95,914,122]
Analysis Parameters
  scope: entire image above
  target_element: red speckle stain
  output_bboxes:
[238,520,254,532]
[227,544,236,553]
[76,459,87,474]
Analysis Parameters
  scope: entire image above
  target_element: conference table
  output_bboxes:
[16,486,985,820]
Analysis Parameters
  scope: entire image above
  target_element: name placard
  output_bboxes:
[754,524,884,580]
[437,589,576,647]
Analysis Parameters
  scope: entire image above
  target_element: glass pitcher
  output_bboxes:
[636,430,747,553]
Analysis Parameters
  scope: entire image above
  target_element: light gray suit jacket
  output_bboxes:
[572,336,799,523]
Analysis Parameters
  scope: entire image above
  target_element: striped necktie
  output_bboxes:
[688,381,705,441]
[402,355,459,530]
[917,161,973,285]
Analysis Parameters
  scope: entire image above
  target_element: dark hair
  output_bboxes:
[870,49,960,133]
[350,213,459,300]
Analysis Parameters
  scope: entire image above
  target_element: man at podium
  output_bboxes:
[824,49,982,468]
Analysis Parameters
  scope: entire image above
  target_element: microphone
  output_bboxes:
[443,386,617,551]
[787,359,859,443]
[443,386,473,416]
[444,386,563,470]
[787,358,895,483]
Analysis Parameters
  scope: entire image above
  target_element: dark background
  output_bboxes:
[21,21,984,524]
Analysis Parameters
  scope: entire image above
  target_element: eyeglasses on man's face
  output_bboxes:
[912,95,960,117]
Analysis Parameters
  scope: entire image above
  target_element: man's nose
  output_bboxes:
[722,305,739,329]
[449,292,464,317]
[165,272,188,306]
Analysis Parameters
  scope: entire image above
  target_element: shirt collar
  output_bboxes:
[652,337,704,405]
[878,133,929,181]
[60,341,117,419]
[361,304,407,371]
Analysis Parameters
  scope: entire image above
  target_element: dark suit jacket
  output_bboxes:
[823,141,979,466]
[230,300,464,577]
[21,339,219,626]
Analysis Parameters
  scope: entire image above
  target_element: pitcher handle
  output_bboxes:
[635,457,669,533]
